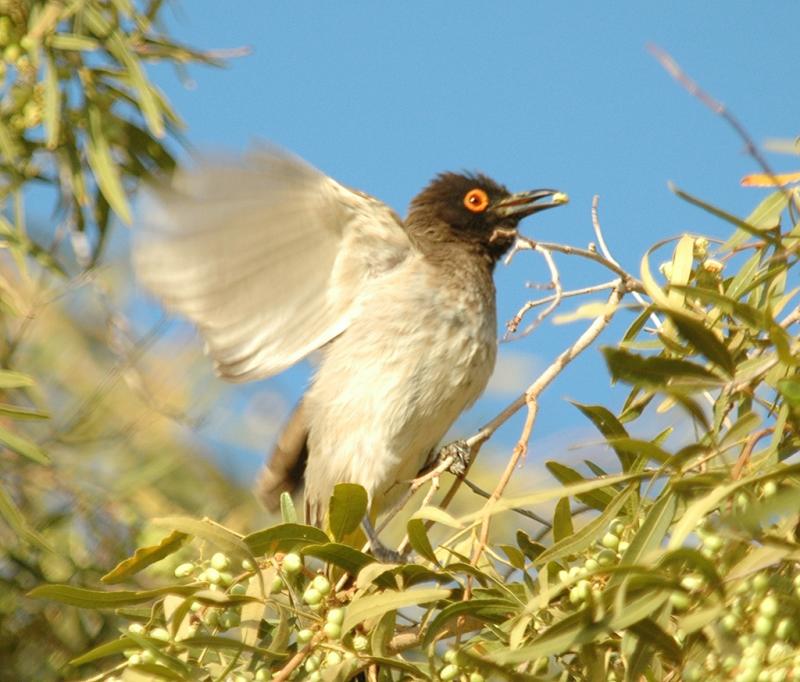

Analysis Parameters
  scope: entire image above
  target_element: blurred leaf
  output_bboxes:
[279,491,297,524]
[0,425,49,464]
[48,33,101,50]
[177,635,285,659]
[328,483,368,542]
[86,104,132,224]
[628,619,681,664]
[411,505,463,528]
[28,584,198,608]
[0,485,52,551]
[153,516,251,559]
[341,587,450,634]
[0,403,49,420]
[667,235,694,308]
[552,498,573,542]
[406,518,438,564]
[245,523,329,556]
[777,377,800,407]
[42,51,60,149]
[0,370,35,388]
[101,530,189,584]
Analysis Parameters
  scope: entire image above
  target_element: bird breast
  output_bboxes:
[303,253,498,522]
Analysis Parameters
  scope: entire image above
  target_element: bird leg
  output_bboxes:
[362,517,410,564]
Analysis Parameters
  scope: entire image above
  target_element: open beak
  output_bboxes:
[493,189,569,220]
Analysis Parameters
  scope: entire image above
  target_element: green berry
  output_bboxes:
[755,615,774,638]
[704,534,724,551]
[753,573,770,594]
[204,567,221,584]
[204,609,220,627]
[174,562,195,578]
[440,664,459,681]
[139,650,155,664]
[617,540,630,553]
[721,613,738,632]
[323,622,341,639]
[305,654,320,672]
[584,558,599,571]
[680,574,704,592]
[353,634,368,651]
[128,623,146,635]
[303,587,322,605]
[270,576,284,594]
[282,553,302,573]
[597,549,616,566]
[210,552,230,570]
[760,595,779,617]
[776,617,793,641]
[762,481,778,497]
[254,668,272,681]
[325,651,342,666]
[221,609,240,629]
[470,674,485,682]
[327,608,345,625]
[308,602,323,612]
[150,627,170,642]
[669,592,690,611]
[312,575,331,595]
[557,569,569,583]
[242,559,256,571]
[610,519,625,535]
[443,649,458,663]
[297,629,313,643]
[308,673,321,682]
[217,571,234,587]
[601,533,619,549]
[128,653,141,666]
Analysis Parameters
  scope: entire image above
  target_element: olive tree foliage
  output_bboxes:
[4,3,800,682]
[0,2,254,680]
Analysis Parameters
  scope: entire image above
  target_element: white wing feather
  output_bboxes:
[133,147,410,381]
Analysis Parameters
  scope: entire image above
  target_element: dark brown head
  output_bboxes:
[406,172,567,264]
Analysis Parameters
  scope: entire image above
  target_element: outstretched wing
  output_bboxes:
[133,147,410,381]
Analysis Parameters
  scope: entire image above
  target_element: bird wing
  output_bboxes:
[133,147,411,381]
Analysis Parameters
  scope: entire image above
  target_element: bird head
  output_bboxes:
[407,172,568,262]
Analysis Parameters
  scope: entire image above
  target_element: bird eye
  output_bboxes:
[463,188,490,213]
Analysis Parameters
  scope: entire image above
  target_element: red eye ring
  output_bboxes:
[463,188,490,213]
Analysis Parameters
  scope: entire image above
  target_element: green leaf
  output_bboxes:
[302,543,375,575]
[69,636,132,665]
[177,634,285,659]
[670,183,781,244]
[152,516,251,559]
[0,485,52,551]
[552,498,573,543]
[328,483,368,541]
[535,485,635,566]
[0,370,35,388]
[602,347,724,389]
[0,403,49,420]
[279,491,297,524]
[245,523,329,556]
[42,51,61,149]
[406,518,439,564]
[604,438,672,466]
[545,461,613,510]
[571,402,633,470]
[516,531,545,561]
[101,530,189,584]
[617,490,676,570]
[664,309,735,375]
[422,598,515,647]
[722,190,789,250]
[0,425,49,464]
[48,33,101,51]
[341,587,450,634]
[27,584,198,608]
[627,619,682,664]
[86,104,131,224]
[777,377,800,407]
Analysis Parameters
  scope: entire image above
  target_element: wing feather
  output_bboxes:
[133,147,410,381]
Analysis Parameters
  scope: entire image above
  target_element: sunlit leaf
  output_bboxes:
[101,530,189,584]
[341,587,450,634]
[328,483,368,542]
[28,584,198,608]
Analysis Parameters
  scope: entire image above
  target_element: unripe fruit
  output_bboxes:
[470,674,485,682]
[297,629,313,644]
[270,577,284,594]
[762,481,778,497]
[327,608,345,625]
[601,533,619,549]
[325,651,342,666]
[308,673,321,682]
[617,541,630,553]
[443,649,458,663]
[211,552,231,570]
[128,623,146,635]
[753,573,770,594]
[597,549,616,565]
[139,650,155,664]
[204,567,221,584]
[128,653,141,666]
[759,595,779,617]
[255,668,272,681]
[303,587,322,605]
[610,519,625,536]
[150,627,170,642]
[305,654,320,672]
[440,664,459,680]
[282,553,302,573]
[311,575,331,595]
[242,559,256,571]
[174,562,194,578]
[754,615,773,638]
[669,592,690,611]
[323,622,341,639]
[353,635,368,651]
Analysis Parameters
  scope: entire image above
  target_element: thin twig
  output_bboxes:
[470,281,627,564]
[647,44,800,216]
[505,243,562,339]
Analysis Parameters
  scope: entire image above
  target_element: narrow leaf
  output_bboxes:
[0,425,49,464]
[28,584,198,608]
[341,587,450,634]
[101,531,189,584]
[328,483,368,542]
[86,104,131,224]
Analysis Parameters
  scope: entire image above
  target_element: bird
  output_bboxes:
[133,146,567,560]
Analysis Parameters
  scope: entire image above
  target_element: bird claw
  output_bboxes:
[436,439,472,477]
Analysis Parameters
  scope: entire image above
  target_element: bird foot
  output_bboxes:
[435,439,472,477]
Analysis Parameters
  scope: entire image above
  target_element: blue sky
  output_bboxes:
[131,2,798,481]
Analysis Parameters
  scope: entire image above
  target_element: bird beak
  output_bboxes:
[493,189,569,220]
